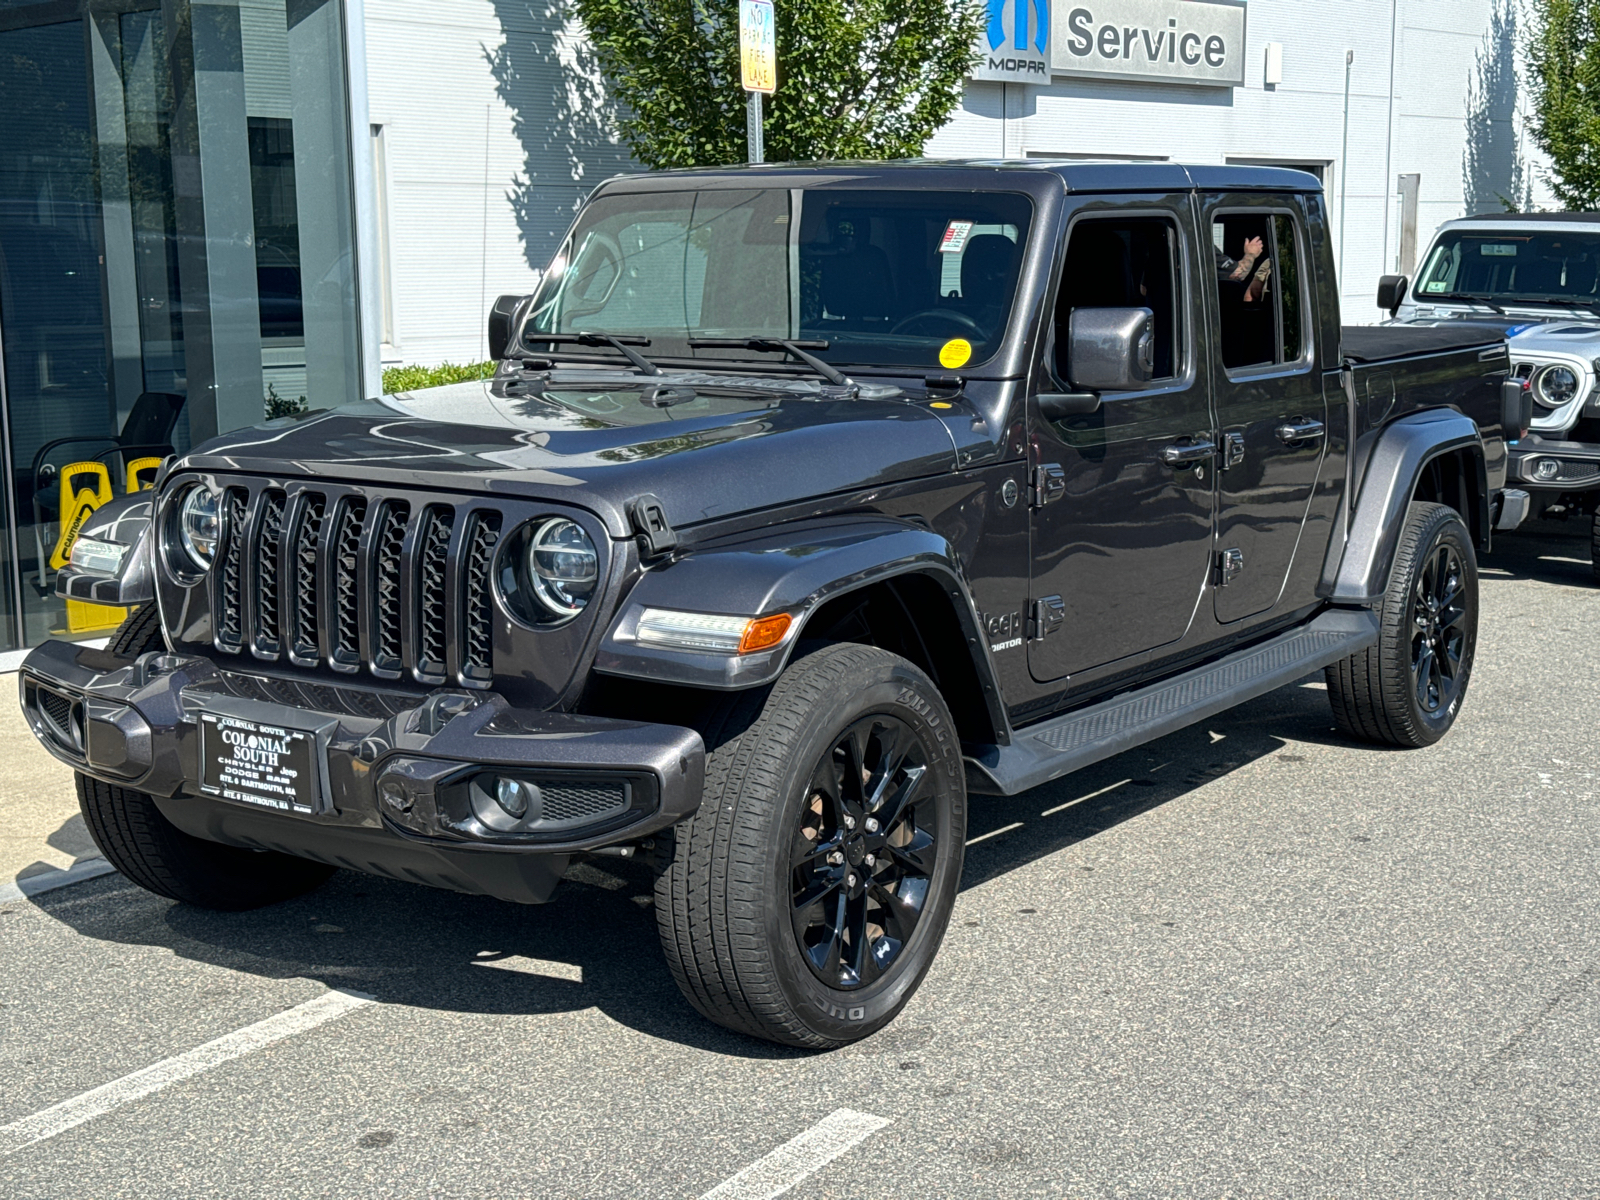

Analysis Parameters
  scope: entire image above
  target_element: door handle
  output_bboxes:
[1275,418,1326,444]
[1161,438,1217,467]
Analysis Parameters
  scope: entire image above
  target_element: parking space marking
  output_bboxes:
[470,952,582,982]
[0,857,116,905]
[966,821,1023,846]
[0,988,373,1157]
[698,1108,890,1200]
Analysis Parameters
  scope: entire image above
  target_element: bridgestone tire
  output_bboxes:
[108,603,164,657]
[76,775,336,909]
[1326,501,1478,748]
[655,644,967,1049]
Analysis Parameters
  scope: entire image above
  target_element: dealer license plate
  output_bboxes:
[199,712,318,814]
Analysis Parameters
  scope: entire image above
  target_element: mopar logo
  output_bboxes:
[988,0,1048,54]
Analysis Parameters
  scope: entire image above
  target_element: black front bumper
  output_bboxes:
[1511,437,1600,491]
[19,640,705,904]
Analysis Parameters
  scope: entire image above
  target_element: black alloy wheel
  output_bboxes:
[790,715,937,990]
[1409,539,1470,717]
[1326,501,1478,748]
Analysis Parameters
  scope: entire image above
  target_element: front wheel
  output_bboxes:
[1590,508,1599,584]
[656,644,966,1049]
[1327,501,1478,747]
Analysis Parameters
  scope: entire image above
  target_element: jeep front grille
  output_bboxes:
[207,481,503,686]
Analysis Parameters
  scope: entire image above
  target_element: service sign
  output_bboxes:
[972,0,1246,88]
[740,0,776,94]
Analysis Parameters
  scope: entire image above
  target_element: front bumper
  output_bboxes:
[1510,437,1600,491]
[19,640,705,904]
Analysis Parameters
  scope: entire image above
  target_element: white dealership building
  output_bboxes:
[358,0,1554,369]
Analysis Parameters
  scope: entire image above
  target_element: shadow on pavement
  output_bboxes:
[1480,517,1594,587]
[30,679,1346,1057]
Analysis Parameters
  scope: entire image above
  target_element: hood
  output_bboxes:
[1502,320,1600,356]
[181,378,961,538]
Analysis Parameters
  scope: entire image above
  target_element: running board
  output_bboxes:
[965,608,1379,796]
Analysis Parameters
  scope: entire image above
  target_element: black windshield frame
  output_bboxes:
[520,187,1038,373]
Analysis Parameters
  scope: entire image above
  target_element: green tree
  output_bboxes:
[1526,0,1600,209]
[570,0,986,169]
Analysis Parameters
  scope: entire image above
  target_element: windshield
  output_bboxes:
[1415,228,1600,306]
[522,188,1034,371]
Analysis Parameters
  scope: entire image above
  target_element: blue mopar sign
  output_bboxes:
[973,0,1050,82]
[988,0,1049,54]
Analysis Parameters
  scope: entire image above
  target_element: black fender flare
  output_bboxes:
[54,490,156,607]
[1328,408,1487,606]
[592,516,1009,740]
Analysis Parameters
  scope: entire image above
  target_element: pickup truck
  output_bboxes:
[20,162,1522,1049]
[1385,211,1600,577]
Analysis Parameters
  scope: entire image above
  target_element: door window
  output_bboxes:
[1212,213,1305,370]
[1054,217,1182,384]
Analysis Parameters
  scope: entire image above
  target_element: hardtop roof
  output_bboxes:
[594,159,1324,196]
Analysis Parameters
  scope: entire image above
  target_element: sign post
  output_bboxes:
[739,0,775,163]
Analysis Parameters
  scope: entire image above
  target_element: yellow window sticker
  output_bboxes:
[939,338,972,369]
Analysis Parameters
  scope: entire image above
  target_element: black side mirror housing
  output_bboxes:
[1067,307,1156,391]
[487,293,532,361]
[1377,274,1409,316]
[1501,376,1533,440]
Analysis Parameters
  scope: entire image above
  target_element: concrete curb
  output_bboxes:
[0,858,117,905]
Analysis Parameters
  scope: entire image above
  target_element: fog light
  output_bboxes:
[495,777,539,819]
[1534,458,1561,481]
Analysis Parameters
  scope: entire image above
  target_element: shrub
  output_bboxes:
[381,361,495,395]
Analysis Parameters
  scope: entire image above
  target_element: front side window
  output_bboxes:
[525,188,1035,370]
[1053,216,1182,383]
[1415,228,1600,305]
[1213,213,1305,370]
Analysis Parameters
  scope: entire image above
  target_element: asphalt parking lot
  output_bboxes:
[1,519,1595,1199]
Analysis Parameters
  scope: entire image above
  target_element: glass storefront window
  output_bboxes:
[0,0,366,651]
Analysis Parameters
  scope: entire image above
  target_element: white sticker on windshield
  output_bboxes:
[939,221,974,254]
[1481,244,1518,257]
[1424,280,1449,292]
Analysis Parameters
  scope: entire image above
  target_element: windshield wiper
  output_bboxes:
[524,331,660,375]
[1516,295,1600,318]
[1434,293,1509,315]
[687,337,855,389]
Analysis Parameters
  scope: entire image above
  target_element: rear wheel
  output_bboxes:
[77,775,335,909]
[1327,501,1478,747]
[656,644,966,1049]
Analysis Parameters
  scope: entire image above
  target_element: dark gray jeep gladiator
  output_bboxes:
[21,162,1526,1048]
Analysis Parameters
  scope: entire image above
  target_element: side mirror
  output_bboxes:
[487,293,531,361]
[1377,274,1409,316]
[1066,307,1156,392]
[1502,376,1533,440]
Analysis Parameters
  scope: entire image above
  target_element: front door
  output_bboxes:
[1028,203,1216,685]
[1202,198,1328,624]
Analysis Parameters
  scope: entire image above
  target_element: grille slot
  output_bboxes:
[462,511,501,682]
[206,484,505,684]
[330,498,368,670]
[289,495,327,664]
[538,781,628,823]
[371,502,409,676]
[253,491,286,655]
[416,506,454,682]
[215,488,249,651]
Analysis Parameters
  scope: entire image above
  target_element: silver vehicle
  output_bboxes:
[1384,212,1600,577]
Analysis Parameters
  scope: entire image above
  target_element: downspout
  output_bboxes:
[1380,0,1400,272]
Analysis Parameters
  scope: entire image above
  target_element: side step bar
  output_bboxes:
[965,608,1379,796]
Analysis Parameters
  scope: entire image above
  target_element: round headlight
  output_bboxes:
[1534,364,1581,408]
[527,518,597,618]
[178,486,221,569]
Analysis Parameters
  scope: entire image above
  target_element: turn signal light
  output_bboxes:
[738,613,792,654]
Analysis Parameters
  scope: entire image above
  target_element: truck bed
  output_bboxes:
[1341,324,1503,363]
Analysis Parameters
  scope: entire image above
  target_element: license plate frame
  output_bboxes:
[199,711,323,816]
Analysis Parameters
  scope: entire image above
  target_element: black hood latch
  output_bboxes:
[629,494,678,559]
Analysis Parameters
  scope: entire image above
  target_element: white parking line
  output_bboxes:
[0,988,374,1157]
[698,1108,891,1200]
[0,857,117,905]
[965,821,1023,846]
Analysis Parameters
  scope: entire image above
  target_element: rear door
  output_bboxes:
[1027,199,1216,684]
[1200,195,1328,624]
